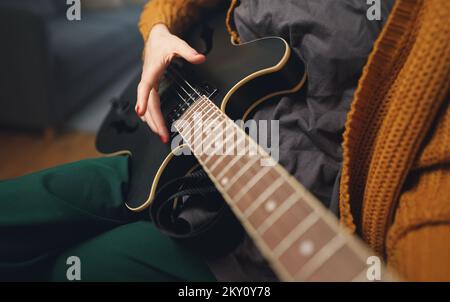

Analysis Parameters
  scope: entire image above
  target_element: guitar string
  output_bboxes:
[164,69,195,107]
[181,99,356,281]
[167,65,203,99]
[161,72,308,275]
[164,64,283,209]
[163,65,364,281]
[165,67,280,185]
[178,96,280,193]
[165,65,287,206]
[164,68,209,132]
[164,67,348,280]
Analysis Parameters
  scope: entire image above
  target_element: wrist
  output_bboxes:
[150,23,171,38]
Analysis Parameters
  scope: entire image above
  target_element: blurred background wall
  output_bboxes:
[0,0,147,179]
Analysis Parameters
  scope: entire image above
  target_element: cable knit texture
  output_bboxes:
[139,0,450,280]
[339,0,450,280]
[139,0,220,39]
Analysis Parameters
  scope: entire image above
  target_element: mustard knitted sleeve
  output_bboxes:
[139,0,221,43]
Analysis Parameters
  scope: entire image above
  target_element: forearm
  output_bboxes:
[139,0,221,42]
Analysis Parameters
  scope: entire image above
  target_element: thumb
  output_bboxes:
[174,38,206,65]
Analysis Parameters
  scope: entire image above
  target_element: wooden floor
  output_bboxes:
[0,130,100,180]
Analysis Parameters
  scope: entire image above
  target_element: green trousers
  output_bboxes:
[0,156,215,282]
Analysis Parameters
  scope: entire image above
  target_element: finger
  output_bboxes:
[148,88,169,143]
[144,110,158,134]
[136,63,162,117]
[174,38,206,65]
[136,79,151,117]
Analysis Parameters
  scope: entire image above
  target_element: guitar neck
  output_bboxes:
[174,95,378,281]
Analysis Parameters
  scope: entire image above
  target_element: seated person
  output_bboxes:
[0,0,449,281]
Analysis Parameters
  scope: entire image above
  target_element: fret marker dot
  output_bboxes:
[221,178,229,186]
[264,200,277,213]
[299,240,315,257]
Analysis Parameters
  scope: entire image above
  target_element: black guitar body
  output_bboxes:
[96,13,306,211]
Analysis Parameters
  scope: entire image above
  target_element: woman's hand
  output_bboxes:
[136,24,206,143]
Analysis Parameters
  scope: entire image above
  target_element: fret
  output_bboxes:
[213,154,231,171]
[192,131,208,155]
[174,98,198,129]
[215,154,245,180]
[194,119,227,153]
[209,155,234,175]
[307,244,384,282]
[223,156,260,190]
[190,113,220,151]
[256,194,301,234]
[202,155,235,187]
[204,127,241,159]
[226,123,242,154]
[196,113,222,144]
[228,167,278,210]
[178,99,212,138]
[247,182,296,229]
[203,149,225,166]
[202,127,237,165]
[277,219,336,276]
[233,166,272,201]
[184,97,205,120]
[273,213,320,257]
[221,124,240,156]
[182,110,226,156]
[191,115,225,155]
[184,108,220,144]
[201,122,236,158]
[227,166,279,212]
[173,96,381,282]
[176,96,206,130]
[216,156,258,189]
[295,235,346,281]
[261,200,314,249]
[176,97,227,162]
[243,177,285,217]
[196,150,209,163]
[228,132,246,155]
[177,109,202,141]
[236,133,254,157]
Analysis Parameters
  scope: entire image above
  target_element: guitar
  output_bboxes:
[96,13,394,281]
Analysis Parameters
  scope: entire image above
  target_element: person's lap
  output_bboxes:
[50,221,215,282]
[0,156,215,282]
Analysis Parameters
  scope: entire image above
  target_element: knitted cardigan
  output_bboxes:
[138,0,450,281]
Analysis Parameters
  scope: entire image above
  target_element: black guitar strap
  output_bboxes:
[149,169,244,258]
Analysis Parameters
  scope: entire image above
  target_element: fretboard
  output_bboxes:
[174,96,384,281]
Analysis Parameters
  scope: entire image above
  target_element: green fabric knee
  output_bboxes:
[50,221,216,282]
[0,156,131,280]
[0,156,214,282]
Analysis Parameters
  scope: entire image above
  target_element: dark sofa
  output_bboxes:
[0,0,144,130]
